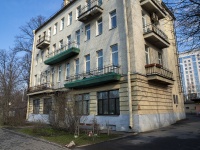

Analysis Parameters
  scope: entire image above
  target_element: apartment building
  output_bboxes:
[27,0,185,132]
[179,49,200,100]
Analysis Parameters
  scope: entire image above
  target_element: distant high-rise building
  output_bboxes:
[179,49,200,100]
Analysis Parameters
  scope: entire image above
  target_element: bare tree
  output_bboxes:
[13,15,46,54]
[13,15,45,87]
[0,50,24,124]
[164,0,200,49]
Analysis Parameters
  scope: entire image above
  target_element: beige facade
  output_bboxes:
[27,0,185,132]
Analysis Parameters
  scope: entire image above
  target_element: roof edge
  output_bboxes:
[35,0,77,33]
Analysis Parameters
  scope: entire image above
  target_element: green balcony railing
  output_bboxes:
[64,65,121,89]
[44,42,80,65]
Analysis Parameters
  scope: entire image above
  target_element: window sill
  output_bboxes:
[96,114,120,116]
[96,33,102,37]
[109,26,117,31]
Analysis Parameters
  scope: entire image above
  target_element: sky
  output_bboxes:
[0,0,62,51]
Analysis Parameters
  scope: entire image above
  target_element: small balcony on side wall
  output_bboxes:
[36,36,50,49]
[145,63,174,85]
[27,82,54,94]
[78,0,103,23]
[44,42,80,65]
[64,65,121,89]
[143,24,170,49]
[140,0,166,19]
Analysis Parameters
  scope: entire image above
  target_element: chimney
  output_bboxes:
[63,0,71,6]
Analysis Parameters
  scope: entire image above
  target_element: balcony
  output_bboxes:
[27,82,54,94]
[145,63,174,85]
[36,35,50,49]
[64,65,121,89]
[143,24,170,48]
[78,0,103,23]
[44,42,80,65]
[140,0,166,19]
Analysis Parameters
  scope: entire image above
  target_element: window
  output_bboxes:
[68,12,72,25]
[59,40,64,52]
[86,0,91,10]
[110,10,117,29]
[111,44,118,66]
[98,0,103,6]
[97,50,103,70]
[76,30,80,46]
[97,18,103,35]
[34,75,37,86]
[33,99,40,114]
[76,93,90,115]
[66,63,70,79]
[36,54,39,65]
[67,35,71,48]
[186,107,189,109]
[53,23,58,35]
[46,48,50,57]
[85,54,90,73]
[85,24,90,41]
[53,44,56,55]
[173,95,178,104]
[58,65,62,82]
[98,90,120,115]
[145,46,150,64]
[142,14,147,32]
[158,52,162,65]
[76,6,81,19]
[48,28,51,37]
[75,59,79,75]
[43,99,52,114]
[51,67,55,83]
[60,18,65,30]
[41,51,44,62]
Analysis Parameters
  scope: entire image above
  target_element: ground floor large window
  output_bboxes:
[76,93,90,115]
[33,99,40,114]
[98,90,119,115]
[43,98,52,114]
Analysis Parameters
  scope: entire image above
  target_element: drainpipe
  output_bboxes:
[123,0,133,130]
[26,30,36,120]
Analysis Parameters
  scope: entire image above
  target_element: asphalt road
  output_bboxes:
[75,115,200,150]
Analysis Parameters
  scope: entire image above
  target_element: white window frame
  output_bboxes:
[85,24,90,41]
[158,52,162,65]
[58,65,62,82]
[66,63,70,79]
[97,50,103,70]
[145,45,150,65]
[68,12,72,26]
[53,44,56,55]
[60,18,65,30]
[76,5,81,20]
[36,54,39,66]
[53,23,58,35]
[76,30,80,46]
[85,54,90,73]
[48,27,51,37]
[111,44,118,66]
[110,10,117,29]
[67,35,71,48]
[75,59,79,75]
[97,18,103,35]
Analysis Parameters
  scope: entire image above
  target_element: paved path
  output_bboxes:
[0,128,67,150]
[75,115,200,150]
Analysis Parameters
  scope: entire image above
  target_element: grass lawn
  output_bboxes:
[17,127,120,146]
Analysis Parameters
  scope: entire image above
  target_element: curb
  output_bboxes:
[2,128,68,149]
[76,132,138,148]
